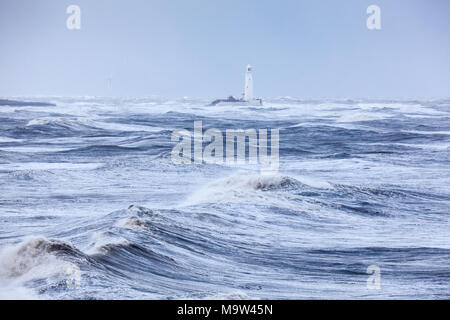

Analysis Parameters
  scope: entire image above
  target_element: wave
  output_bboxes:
[26,118,96,130]
[336,112,393,123]
[0,162,103,172]
[115,205,158,230]
[403,130,450,135]
[25,117,167,136]
[0,284,40,300]
[14,117,104,139]
[0,237,84,298]
[87,232,132,255]
[57,145,143,155]
[0,215,175,298]
[0,137,22,143]
[204,291,252,300]
[183,171,332,206]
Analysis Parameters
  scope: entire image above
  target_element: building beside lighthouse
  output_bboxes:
[209,65,263,106]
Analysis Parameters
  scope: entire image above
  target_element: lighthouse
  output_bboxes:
[244,64,253,102]
[209,65,263,106]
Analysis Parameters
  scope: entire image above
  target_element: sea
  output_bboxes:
[0,97,449,299]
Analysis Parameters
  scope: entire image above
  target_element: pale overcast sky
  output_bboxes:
[1,0,449,98]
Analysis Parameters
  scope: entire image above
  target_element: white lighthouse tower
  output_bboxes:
[208,64,262,106]
[244,64,253,102]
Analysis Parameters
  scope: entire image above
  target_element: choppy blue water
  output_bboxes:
[0,97,449,299]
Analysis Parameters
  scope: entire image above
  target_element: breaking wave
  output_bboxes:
[0,237,84,299]
[183,171,333,206]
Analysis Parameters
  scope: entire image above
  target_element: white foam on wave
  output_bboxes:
[0,237,80,299]
[0,162,103,171]
[393,142,450,151]
[26,116,166,134]
[268,101,448,123]
[0,137,22,143]
[26,117,93,128]
[116,216,146,230]
[115,205,157,230]
[204,291,252,300]
[356,142,450,151]
[183,171,332,206]
[336,112,393,123]
[356,102,448,115]
[87,232,130,255]
[0,146,74,153]
[293,175,334,189]
[404,130,450,135]
[93,121,166,133]
[0,284,40,300]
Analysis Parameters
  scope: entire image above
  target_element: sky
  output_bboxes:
[0,0,449,99]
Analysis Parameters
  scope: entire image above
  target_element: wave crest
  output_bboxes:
[0,237,82,287]
[184,171,306,205]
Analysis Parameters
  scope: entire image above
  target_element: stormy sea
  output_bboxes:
[0,97,449,299]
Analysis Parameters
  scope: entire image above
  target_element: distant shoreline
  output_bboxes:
[0,99,56,107]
